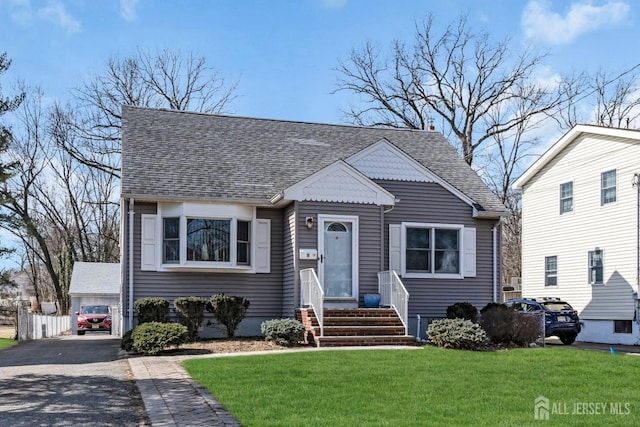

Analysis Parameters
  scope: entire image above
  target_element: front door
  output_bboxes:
[318,215,359,301]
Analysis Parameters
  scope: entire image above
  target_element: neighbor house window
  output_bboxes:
[545,256,557,286]
[614,320,632,334]
[601,170,616,205]
[163,217,180,263]
[560,182,573,214]
[404,225,460,275]
[588,249,603,284]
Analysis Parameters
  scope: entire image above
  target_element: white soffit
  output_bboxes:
[284,161,396,205]
[347,139,437,182]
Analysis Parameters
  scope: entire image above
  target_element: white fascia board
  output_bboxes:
[347,139,476,208]
[283,160,396,206]
[513,125,640,190]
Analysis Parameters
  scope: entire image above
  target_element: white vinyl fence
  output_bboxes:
[17,305,70,342]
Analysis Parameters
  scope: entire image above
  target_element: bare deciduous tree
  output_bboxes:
[335,14,564,166]
[67,48,238,177]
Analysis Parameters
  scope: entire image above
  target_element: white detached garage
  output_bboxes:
[69,262,121,336]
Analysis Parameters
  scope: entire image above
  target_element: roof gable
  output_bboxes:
[347,139,437,182]
[513,125,640,190]
[283,161,396,205]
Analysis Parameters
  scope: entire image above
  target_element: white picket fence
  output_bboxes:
[17,305,70,342]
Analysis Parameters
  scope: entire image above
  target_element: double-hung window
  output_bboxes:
[588,249,603,284]
[545,256,557,286]
[163,218,180,263]
[560,182,573,214]
[601,170,616,205]
[403,224,462,277]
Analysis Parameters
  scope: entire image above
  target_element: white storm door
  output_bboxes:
[318,215,359,299]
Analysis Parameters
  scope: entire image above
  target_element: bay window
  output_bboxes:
[141,202,269,272]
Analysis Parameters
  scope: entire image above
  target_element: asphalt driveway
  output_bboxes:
[0,334,149,426]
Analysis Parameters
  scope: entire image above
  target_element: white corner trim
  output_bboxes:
[283,160,396,205]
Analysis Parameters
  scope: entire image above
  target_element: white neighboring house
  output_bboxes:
[513,125,640,345]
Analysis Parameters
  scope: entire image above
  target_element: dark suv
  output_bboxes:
[504,297,581,345]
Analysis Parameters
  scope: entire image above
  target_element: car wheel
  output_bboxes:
[560,333,576,345]
[77,330,85,336]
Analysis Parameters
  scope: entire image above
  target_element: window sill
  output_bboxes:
[402,272,464,280]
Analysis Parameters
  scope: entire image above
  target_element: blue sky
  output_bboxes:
[1,0,636,126]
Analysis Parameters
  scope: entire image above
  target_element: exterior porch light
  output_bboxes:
[306,217,314,229]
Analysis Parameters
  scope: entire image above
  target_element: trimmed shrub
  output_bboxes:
[427,318,487,350]
[134,297,170,324]
[261,319,305,346]
[479,303,515,344]
[131,322,188,355]
[175,296,206,342]
[512,313,544,346]
[206,293,250,338]
[121,329,134,352]
[446,302,478,322]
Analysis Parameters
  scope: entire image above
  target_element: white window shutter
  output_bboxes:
[141,214,157,271]
[463,227,476,277]
[255,219,271,273]
[389,224,401,274]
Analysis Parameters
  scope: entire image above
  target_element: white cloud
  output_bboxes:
[521,0,629,45]
[38,0,80,33]
[120,0,139,22]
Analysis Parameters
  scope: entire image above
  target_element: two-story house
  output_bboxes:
[514,125,640,345]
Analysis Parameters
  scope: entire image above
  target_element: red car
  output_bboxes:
[76,305,112,335]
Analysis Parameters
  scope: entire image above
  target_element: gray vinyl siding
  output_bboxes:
[297,201,383,303]
[123,201,284,323]
[281,203,297,317]
[379,180,500,318]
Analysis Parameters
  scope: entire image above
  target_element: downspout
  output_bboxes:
[492,223,498,303]
[128,198,135,330]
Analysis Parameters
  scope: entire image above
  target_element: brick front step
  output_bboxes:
[296,308,414,347]
[316,335,416,347]
[321,325,407,336]
[324,317,403,327]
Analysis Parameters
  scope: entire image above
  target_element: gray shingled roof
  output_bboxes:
[69,262,120,296]
[121,106,506,213]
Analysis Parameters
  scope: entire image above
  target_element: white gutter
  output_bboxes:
[128,198,135,330]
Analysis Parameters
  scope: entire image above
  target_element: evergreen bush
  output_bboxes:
[427,318,487,350]
[134,297,170,324]
[446,302,478,322]
[261,318,305,346]
[174,296,206,342]
[206,293,250,338]
[131,322,188,355]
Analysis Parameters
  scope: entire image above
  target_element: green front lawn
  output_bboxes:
[0,337,17,350]
[184,346,640,426]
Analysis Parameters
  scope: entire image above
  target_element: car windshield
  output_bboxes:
[82,305,110,314]
[541,302,572,311]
